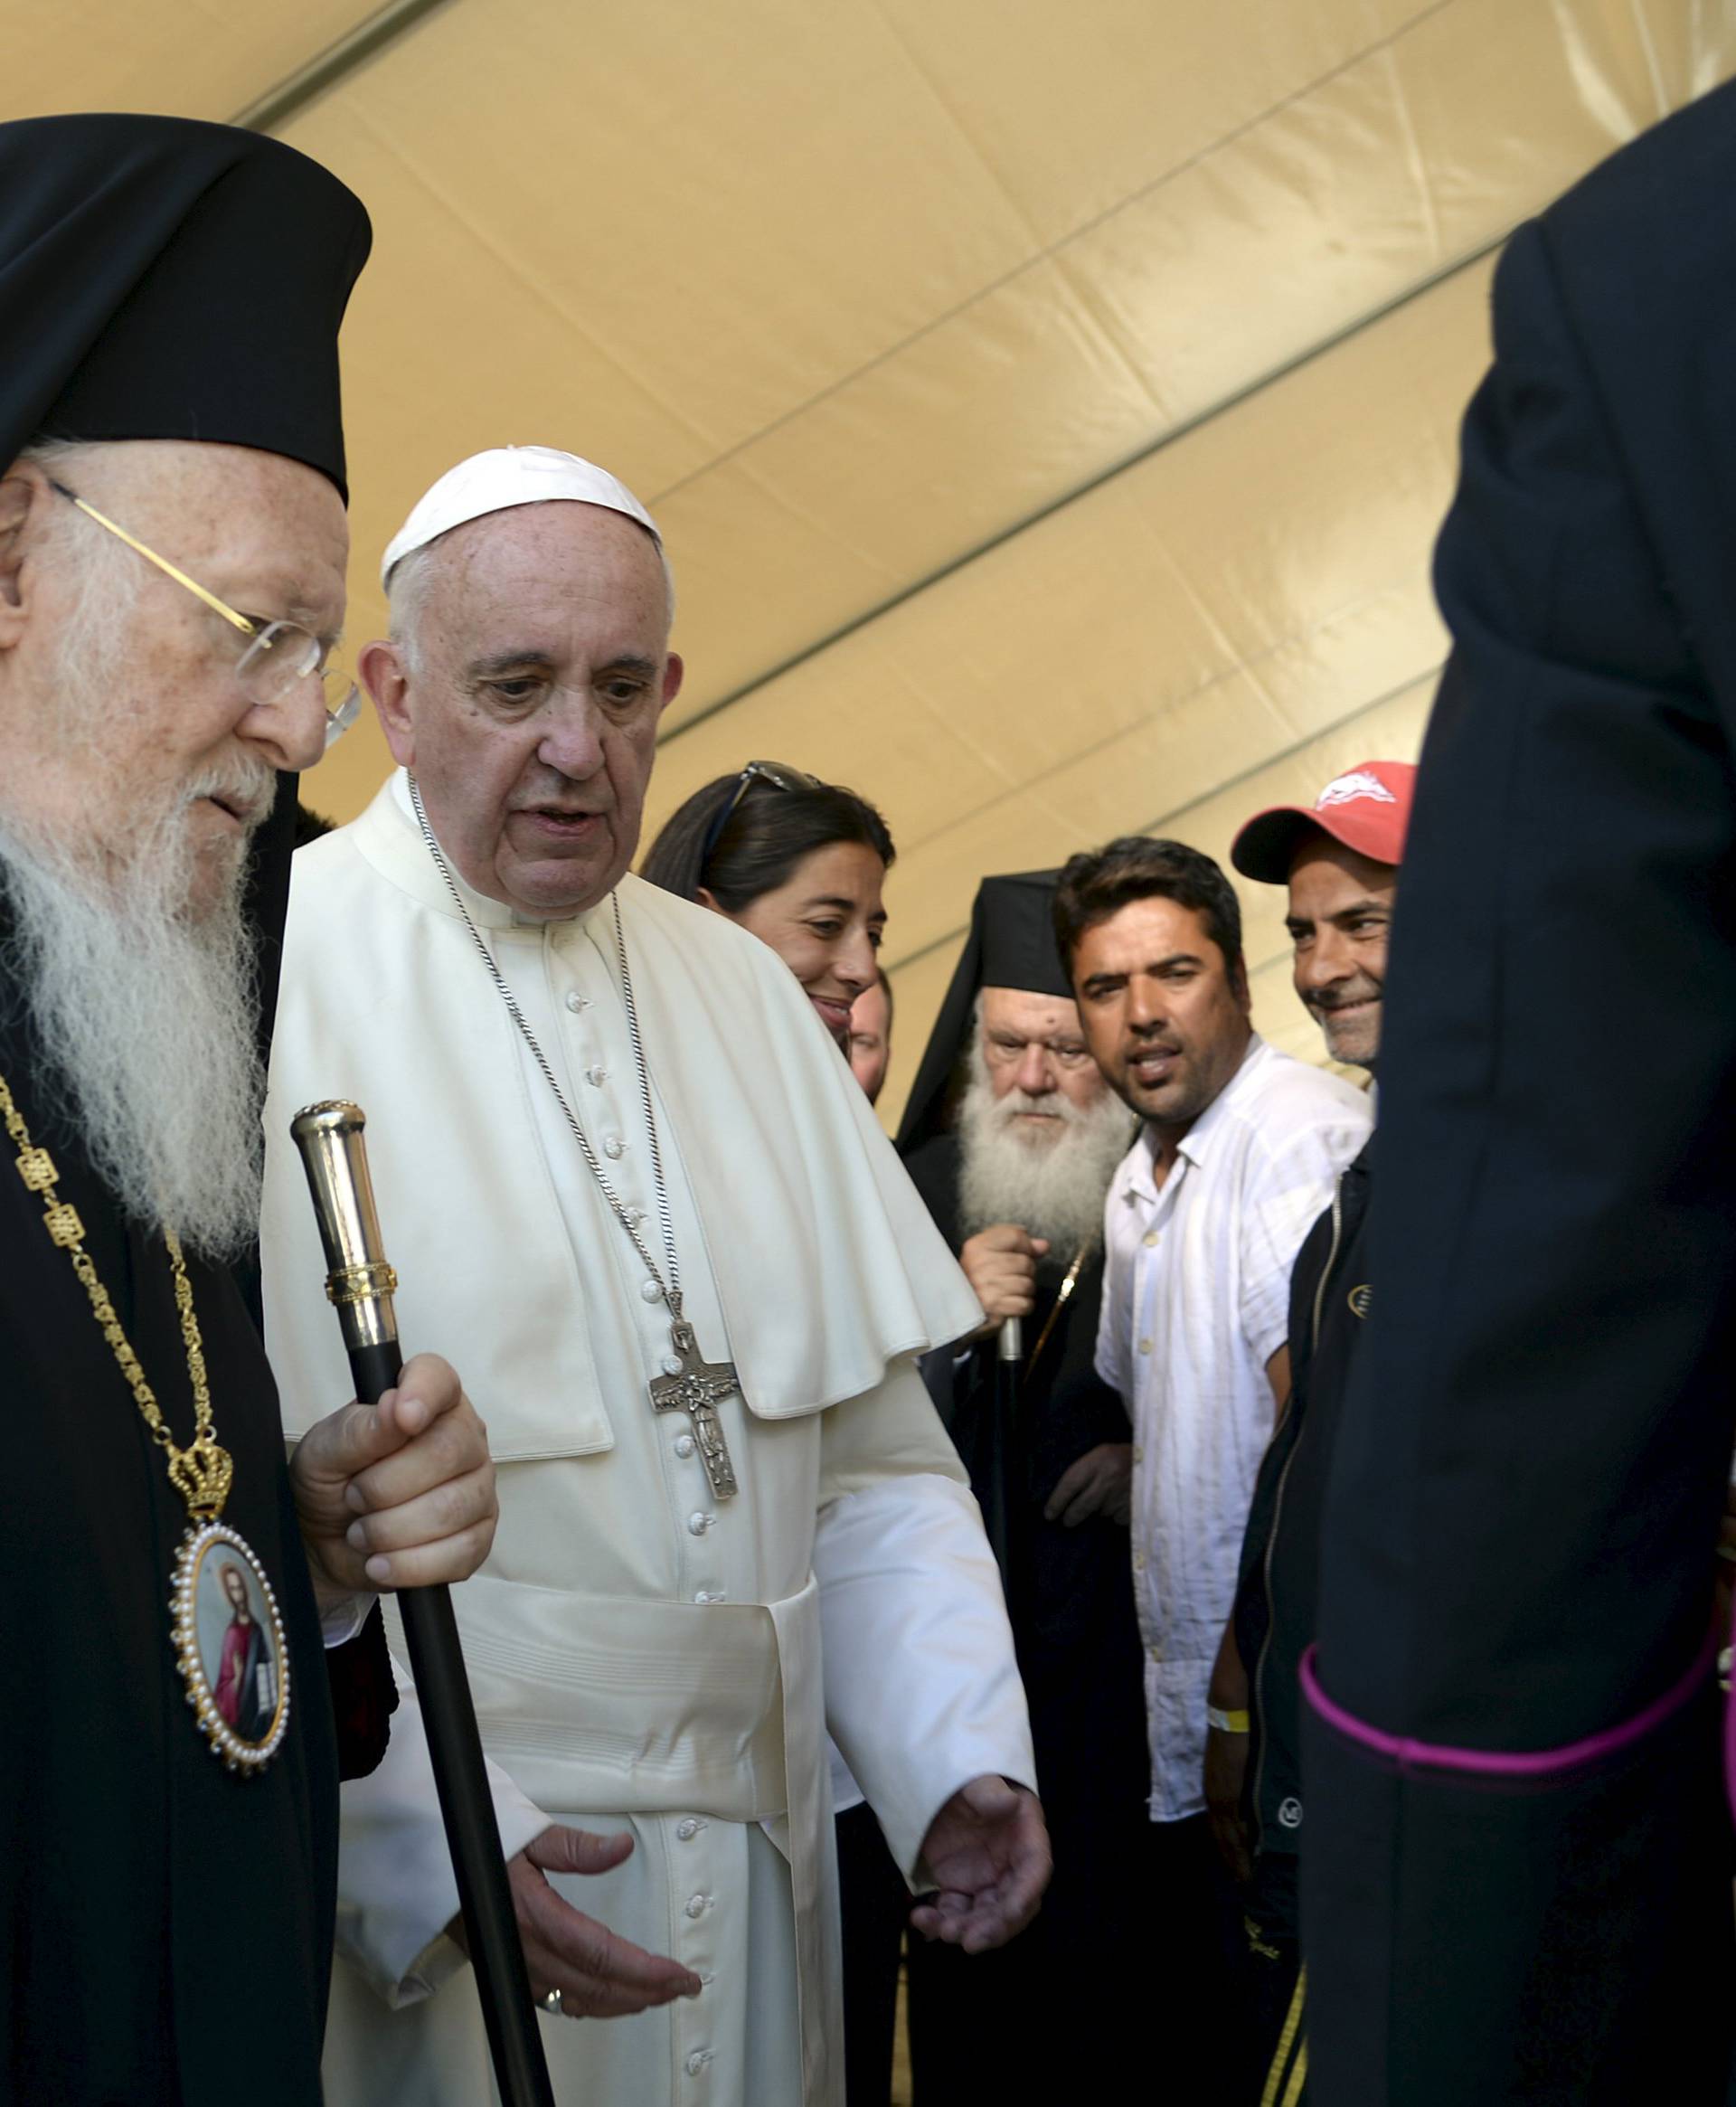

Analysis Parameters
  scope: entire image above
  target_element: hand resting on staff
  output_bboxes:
[289,1351,498,1614]
[447,1826,703,2017]
[959,1224,1051,1328]
[910,1775,1051,1954]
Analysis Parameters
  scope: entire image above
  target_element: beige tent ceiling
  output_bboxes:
[12,0,1735,1118]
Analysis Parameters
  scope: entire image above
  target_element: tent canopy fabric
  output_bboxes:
[10,0,1731,1120]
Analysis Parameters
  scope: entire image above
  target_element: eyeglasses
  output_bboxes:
[48,480,361,749]
[699,758,822,868]
[983,1030,1097,1072]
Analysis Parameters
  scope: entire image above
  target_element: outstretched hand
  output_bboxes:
[909,1775,1051,1954]
[452,1826,703,2018]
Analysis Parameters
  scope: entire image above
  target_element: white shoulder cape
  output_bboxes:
[261,774,981,1452]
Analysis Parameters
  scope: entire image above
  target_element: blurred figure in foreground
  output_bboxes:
[1303,83,1736,2107]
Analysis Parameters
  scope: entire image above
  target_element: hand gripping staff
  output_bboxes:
[291,1101,557,2107]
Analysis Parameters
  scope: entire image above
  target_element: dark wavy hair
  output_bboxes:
[639,763,895,911]
[1052,836,1244,987]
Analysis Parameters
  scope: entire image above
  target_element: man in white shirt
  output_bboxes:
[1055,834,1371,2068]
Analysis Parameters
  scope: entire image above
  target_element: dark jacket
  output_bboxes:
[1304,80,1736,2106]
[0,784,392,2107]
[1235,1140,1372,1886]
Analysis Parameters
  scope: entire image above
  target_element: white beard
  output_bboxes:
[956,1039,1135,1258]
[0,768,276,1263]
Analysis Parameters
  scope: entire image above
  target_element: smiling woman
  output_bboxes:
[639,761,894,1052]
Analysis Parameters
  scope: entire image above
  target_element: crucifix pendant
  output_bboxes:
[649,1318,741,1498]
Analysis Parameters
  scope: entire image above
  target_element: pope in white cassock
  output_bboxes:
[259,447,1047,2106]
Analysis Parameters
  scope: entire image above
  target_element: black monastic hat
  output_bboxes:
[0,112,371,496]
[0,114,372,1195]
[895,870,1073,1157]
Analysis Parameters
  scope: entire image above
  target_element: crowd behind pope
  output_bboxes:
[5,94,1736,2107]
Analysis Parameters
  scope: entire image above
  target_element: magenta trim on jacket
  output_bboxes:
[1300,1630,1719,1781]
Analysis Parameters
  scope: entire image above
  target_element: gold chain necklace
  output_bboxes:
[2,1063,291,1772]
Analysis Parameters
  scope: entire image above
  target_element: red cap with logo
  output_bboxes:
[1231,759,1416,883]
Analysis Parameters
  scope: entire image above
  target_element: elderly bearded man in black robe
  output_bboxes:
[0,115,497,2107]
[885,869,1148,2104]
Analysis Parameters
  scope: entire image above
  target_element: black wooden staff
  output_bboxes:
[291,1101,557,2107]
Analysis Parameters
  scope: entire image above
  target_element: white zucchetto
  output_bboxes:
[381,443,661,587]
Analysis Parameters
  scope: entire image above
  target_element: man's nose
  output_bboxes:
[538,693,607,779]
[241,681,326,773]
[1013,1041,1055,1095]
[1126,978,1167,1032]
[1299,927,1354,994]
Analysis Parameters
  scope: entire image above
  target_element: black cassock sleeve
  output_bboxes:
[1301,196,1736,2102]
[327,1600,399,1781]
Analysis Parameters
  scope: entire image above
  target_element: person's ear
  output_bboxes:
[694,884,728,918]
[0,463,52,649]
[359,638,414,768]
[656,652,684,722]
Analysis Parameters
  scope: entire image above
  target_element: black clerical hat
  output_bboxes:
[0,113,371,496]
[895,870,1073,1157]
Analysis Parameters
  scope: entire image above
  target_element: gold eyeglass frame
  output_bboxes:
[48,478,360,748]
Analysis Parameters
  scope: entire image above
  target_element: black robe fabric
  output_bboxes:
[1303,81,1736,2105]
[0,788,392,2104]
[900,1130,1151,2101]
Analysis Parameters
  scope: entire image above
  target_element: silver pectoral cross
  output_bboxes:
[649,1318,741,1498]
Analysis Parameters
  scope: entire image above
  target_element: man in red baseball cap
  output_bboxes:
[1202,759,1414,2104]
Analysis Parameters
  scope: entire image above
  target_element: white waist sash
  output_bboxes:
[383,1573,840,2104]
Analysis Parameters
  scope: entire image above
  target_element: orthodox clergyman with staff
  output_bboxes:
[889,869,1150,2104]
[259,445,1048,2107]
[0,116,496,2105]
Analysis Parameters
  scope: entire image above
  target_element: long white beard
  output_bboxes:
[0,776,274,1263]
[956,1040,1135,1258]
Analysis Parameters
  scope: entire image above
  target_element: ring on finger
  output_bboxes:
[540,1988,564,2016]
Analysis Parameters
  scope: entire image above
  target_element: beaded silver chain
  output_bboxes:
[407,772,686,1319]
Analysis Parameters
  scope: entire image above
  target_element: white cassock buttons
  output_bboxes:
[687,1512,715,1535]
[1137,1337,1153,1355]
[586,1065,608,1085]
[674,1433,696,1459]
[676,1819,702,1840]
[603,1136,625,1158]
[563,991,589,1014]
[1143,1230,1159,1248]
[686,2051,713,2074]
[684,1894,710,1919]
[663,1353,684,1375]
[641,1280,665,1303]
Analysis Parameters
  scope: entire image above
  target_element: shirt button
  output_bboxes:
[676,1818,702,1840]
[640,1280,665,1303]
[662,1353,684,1376]
[684,1894,709,1920]
[1143,1231,1159,1248]
[1133,1550,1146,1571]
[674,1433,696,1459]
[686,2050,712,2074]
[586,1064,609,1086]
[1137,1337,1153,1355]
[563,991,589,1014]
[603,1136,626,1159]
[693,1589,713,1603]
[687,1511,715,1535]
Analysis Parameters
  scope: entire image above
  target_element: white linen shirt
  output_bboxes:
[1096,1035,1370,1822]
